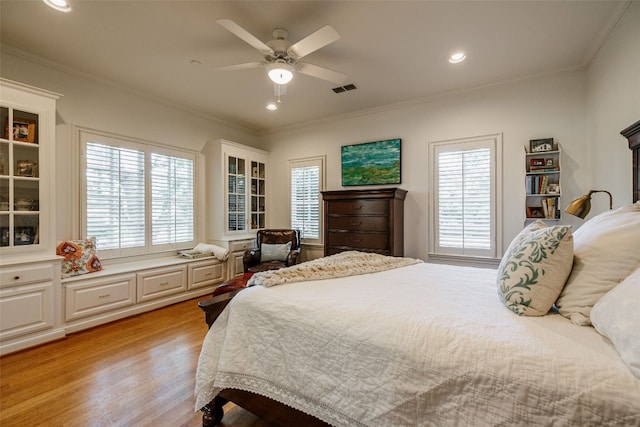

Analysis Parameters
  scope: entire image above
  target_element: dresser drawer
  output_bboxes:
[228,239,255,252]
[65,274,136,321]
[0,263,55,287]
[327,215,389,232]
[326,199,389,215]
[189,260,224,290]
[0,281,54,341]
[326,231,389,251]
[137,266,187,302]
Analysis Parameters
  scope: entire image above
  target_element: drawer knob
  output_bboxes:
[351,222,361,226]
[160,281,169,286]
[351,204,363,210]
[351,238,362,243]
[98,294,110,299]
[13,275,20,280]
[205,272,212,277]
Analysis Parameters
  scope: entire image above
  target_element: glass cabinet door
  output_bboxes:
[227,155,246,232]
[250,160,266,230]
[0,106,40,248]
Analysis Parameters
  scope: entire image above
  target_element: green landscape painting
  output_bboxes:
[341,138,401,186]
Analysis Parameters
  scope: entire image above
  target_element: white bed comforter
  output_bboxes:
[195,262,640,426]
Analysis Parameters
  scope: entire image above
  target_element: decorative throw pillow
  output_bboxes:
[497,224,573,316]
[591,267,640,379]
[56,237,103,278]
[260,242,292,262]
[555,202,640,325]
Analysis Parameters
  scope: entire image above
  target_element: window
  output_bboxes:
[289,156,325,244]
[80,129,195,259]
[429,134,502,259]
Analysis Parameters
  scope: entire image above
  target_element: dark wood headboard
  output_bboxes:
[621,119,640,203]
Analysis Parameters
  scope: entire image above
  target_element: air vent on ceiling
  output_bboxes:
[332,83,357,93]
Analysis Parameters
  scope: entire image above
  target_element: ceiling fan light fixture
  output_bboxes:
[43,0,72,12]
[449,52,466,64]
[267,61,294,85]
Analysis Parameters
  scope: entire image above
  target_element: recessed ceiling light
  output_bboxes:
[266,103,278,111]
[43,0,72,12]
[449,52,466,64]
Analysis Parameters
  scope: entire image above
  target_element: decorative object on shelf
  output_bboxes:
[15,160,37,177]
[527,206,545,218]
[530,138,554,153]
[341,138,401,186]
[14,199,37,211]
[565,189,613,219]
[14,226,36,245]
[9,119,36,143]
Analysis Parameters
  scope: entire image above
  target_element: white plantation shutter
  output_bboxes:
[86,142,146,251]
[82,130,196,258]
[151,152,194,245]
[431,136,500,258]
[290,157,324,243]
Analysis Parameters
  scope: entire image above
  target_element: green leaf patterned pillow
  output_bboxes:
[497,225,573,316]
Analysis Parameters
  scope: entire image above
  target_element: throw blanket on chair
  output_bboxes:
[247,250,422,287]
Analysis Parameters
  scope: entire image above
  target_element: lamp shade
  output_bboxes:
[565,190,612,219]
[565,195,592,219]
[267,61,294,85]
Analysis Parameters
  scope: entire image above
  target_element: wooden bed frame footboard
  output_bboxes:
[199,119,640,427]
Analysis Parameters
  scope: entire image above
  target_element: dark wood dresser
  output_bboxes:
[322,188,407,256]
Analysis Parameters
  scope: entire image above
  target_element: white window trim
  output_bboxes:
[288,155,326,246]
[428,133,503,261]
[78,127,197,260]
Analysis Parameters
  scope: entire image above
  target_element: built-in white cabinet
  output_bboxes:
[202,139,268,278]
[63,257,225,334]
[0,259,64,355]
[0,79,63,355]
[525,140,562,223]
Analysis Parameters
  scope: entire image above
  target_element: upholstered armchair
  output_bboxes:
[243,229,301,273]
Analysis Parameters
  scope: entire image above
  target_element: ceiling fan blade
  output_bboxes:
[297,62,348,85]
[287,25,340,59]
[217,19,274,57]
[208,62,265,72]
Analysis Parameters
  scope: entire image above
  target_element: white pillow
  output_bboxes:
[260,241,292,262]
[591,267,640,379]
[497,224,573,316]
[555,202,640,325]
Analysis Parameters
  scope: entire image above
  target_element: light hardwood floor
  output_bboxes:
[0,298,276,427]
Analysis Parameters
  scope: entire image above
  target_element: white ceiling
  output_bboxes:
[0,1,628,134]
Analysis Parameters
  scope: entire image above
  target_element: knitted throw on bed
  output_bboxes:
[247,250,422,287]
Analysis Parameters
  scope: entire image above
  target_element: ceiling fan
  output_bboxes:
[212,19,348,86]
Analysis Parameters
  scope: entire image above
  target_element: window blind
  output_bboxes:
[290,161,322,241]
[86,142,146,250]
[151,153,194,245]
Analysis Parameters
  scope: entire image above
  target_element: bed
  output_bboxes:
[195,121,640,426]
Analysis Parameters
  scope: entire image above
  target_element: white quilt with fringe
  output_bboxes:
[195,261,640,426]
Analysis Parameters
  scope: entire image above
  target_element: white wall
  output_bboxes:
[264,71,589,259]
[0,50,259,241]
[586,1,640,210]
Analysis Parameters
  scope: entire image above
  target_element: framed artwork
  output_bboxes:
[529,138,554,153]
[341,138,401,186]
[8,119,37,143]
[527,206,544,218]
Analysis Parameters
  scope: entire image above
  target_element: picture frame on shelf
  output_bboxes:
[529,158,545,168]
[527,206,545,218]
[9,119,37,143]
[15,160,38,177]
[545,158,554,167]
[529,138,554,153]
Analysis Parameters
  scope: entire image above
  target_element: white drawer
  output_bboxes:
[64,274,136,321]
[228,239,255,252]
[137,266,187,302]
[0,263,55,287]
[189,260,224,290]
[0,281,54,341]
